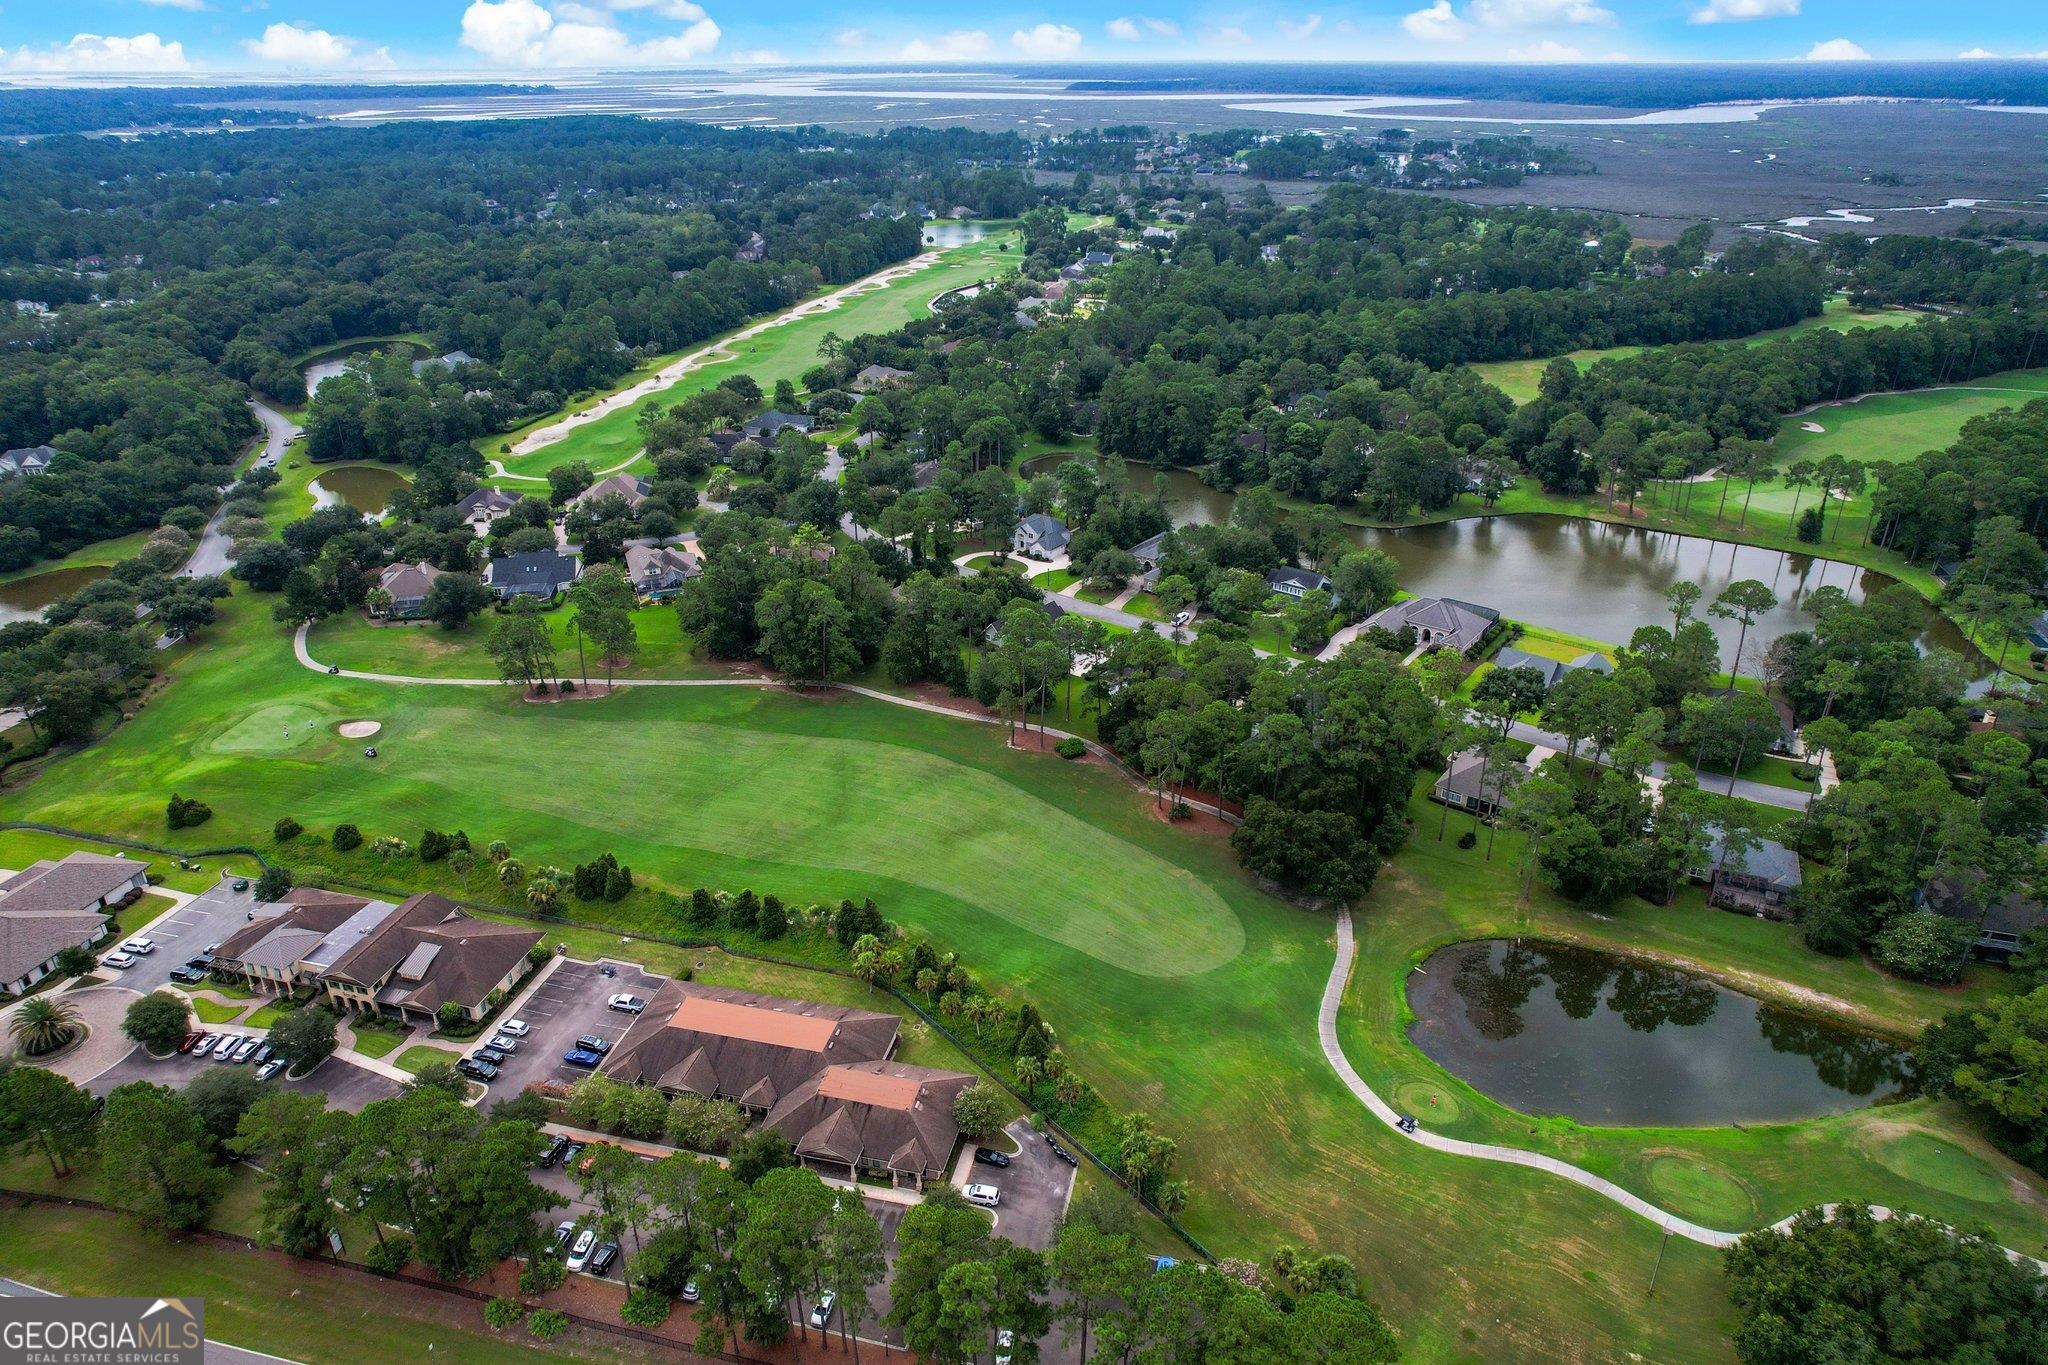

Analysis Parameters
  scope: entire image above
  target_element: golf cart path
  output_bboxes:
[291,624,1242,824]
[1320,910,2048,1268]
[507,248,956,458]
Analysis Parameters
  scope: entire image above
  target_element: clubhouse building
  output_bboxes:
[0,852,148,997]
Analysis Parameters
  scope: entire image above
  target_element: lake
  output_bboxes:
[1022,454,1980,669]
[1405,940,1914,1127]
[303,340,426,398]
[0,565,113,627]
[310,465,411,518]
[924,221,993,249]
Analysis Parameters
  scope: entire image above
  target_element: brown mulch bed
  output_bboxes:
[898,682,1000,719]
[1146,800,1235,836]
[521,682,617,703]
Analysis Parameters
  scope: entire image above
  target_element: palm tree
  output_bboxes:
[9,996,81,1057]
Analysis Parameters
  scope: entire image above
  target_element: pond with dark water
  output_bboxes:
[1021,454,1981,671]
[310,465,411,518]
[0,565,112,626]
[1405,939,1914,1127]
[302,340,427,398]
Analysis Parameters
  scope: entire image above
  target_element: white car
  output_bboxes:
[498,1019,530,1037]
[566,1229,597,1272]
[809,1289,836,1328]
[211,1034,243,1062]
[680,1278,700,1303]
[487,1035,519,1053]
[120,937,156,955]
[607,994,646,1015]
[963,1183,1001,1209]
[1171,611,1193,627]
[99,951,136,970]
[996,1328,1015,1365]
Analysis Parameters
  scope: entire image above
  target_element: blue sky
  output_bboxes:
[0,1,2041,75]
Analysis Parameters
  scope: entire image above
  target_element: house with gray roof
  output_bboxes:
[320,892,542,1025]
[624,544,701,601]
[411,350,476,375]
[0,445,55,479]
[1363,596,1501,655]
[743,410,814,441]
[1490,646,1612,690]
[1266,566,1335,601]
[850,364,911,393]
[1691,824,1803,919]
[1921,873,2048,964]
[569,472,653,513]
[374,561,443,619]
[0,852,144,995]
[1431,750,1511,820]
[1012,513,1070,560]
[454,486,522,536]
[486,550,580,600]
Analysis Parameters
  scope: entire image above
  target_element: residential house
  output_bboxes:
[320,892,542,1025]
[850,364,911,393]
[569,473,653,513]
[1691,825,1803,919]
[706,429,747,457]
[487,550,581,601]
[1282,388,1330,417]
[0,852,147,996]
[1431,751,1511,820]
[1077,250,1116,271]
[909,459,941,489]
[742,410,814,441]
[374,561,443,619]
[1265,566,1334,601]
[212,889,388,997]
[1012,308,1041,331]
[601,980,902,1116]
[1490,646,1611,690]
[1012,513,1070,560]
[410,350,476,376]
[0,445,55,479]
[1362,596,1501,654]
[735,231,767,263]
[623,545,701,601]
[454,486,522,536]
[763,1060,976,1188]
[1921,874,2048,964]
[1128,531,1169,589]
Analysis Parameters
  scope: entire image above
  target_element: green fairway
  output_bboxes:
[493,229,1020,480]
[1469,298,1920,405]
[307,606,750,681]
[1773,367,2048,467]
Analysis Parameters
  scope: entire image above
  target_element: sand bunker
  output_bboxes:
[337,721,382,739]
[1801,421,1826,433]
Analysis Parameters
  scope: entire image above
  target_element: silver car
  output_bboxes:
[211,1034,243,1063]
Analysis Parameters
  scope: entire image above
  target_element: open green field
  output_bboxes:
[5,587,2041,1358]
[491,229,1020,480]
[1773,367,2048,468]
[1468,298,1921,405]
[306,605,755,682]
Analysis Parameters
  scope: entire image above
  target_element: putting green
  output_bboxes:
[209,704,330,754]
[1393,1078,1465,1125]
[1644,1154,1757,1227]
[1869,1131,2008,1203]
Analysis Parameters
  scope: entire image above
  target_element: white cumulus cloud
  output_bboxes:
[1958,47,1999,59]
[1805,37,1871,60]
[460,0,720,68]
[1278,15,1323,39]
[899,29,993,60]
[1691,0,1797,21]
[1470,0,1613,28]
[246,23,375,67]
[1403,1,1469,41]
[1011,23,1082,56]
[2,32,191,71]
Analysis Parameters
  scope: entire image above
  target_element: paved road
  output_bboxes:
[180,400,300,581]
[1504,719,1808,810]
[975,1117,1078,1252]
[115,878,259,993]
[0,1278,304,1365]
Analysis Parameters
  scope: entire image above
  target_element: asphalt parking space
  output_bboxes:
[108,878,259,993]
[86,1045,399,1110]
[972,1119,1078,1252]
[476,957,666,1097]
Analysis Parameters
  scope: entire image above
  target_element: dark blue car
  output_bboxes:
[563,1048,603,1068]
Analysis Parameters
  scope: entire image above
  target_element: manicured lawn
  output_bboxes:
[393,1044,462,1075]
[109,890,180,938]
[307,604,750,682]
[1772,366,2048,468]
[349,1025,406,1059]
[493,230,1020,479]
[245,1003,290,1029]
[191,997,246,1025]
[1030,568,1080,593]
[0,830,254,894]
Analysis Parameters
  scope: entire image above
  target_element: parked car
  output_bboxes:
[963,1184,1001,1208]
[1047,1139,1079,1167]
[191,1035,219,1058]
[487,1034,519,1053]
[560,1141,586,1168]
[598,963,617,978]
[681,1278,700,1303]
[230,1038,260,1063]
[458,1058,499,1081]
[562,1048,603,1068]
[255,1059,284,1081]
[551,1220,577,1255]
[996,1328,1015,1365]
[232,879,250,892]
[974,1147,1012,1168]
[809,1290,837,1329]
[120,937,155,955]
[211,1034,242,1062]
[566,1229,597,1272]
[1171,610,1193,627]
[169,965,206,984]
[573,1034,612,1054]
[100,951,136,970]
[177,1032,204,1054]
[200,944,220,959]
[1396,1114,1418,1134]
[539,1134,571,1168]
[474,1047,506,1066]
[250,1042,273,1065]
[607,994,646,1014]
[498,1019,530,1037]
[589,1242,620,1276]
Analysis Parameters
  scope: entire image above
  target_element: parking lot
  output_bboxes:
[87,1046,401,1111]
[471,956,666,1095]
[972,1118,1079,1252]
[105,877,259,992]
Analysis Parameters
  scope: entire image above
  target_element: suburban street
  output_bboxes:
[1504,719,1810,811]
[178,398,298,581]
